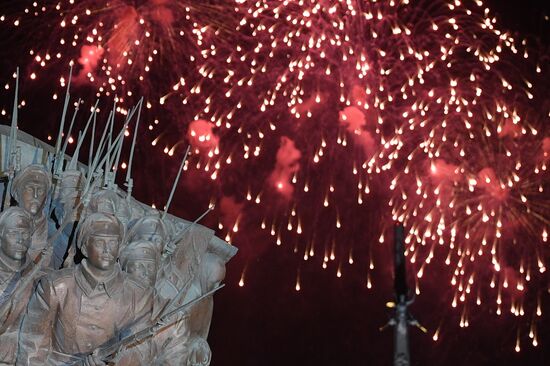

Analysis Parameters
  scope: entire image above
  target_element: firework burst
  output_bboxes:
[1,0,549,352]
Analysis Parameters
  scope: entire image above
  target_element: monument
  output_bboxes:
[0,69,237,365]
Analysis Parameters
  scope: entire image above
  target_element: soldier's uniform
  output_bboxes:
[0,255,44,365]
[115,226,215,366]
[0,208,44,366]
[17,261,153,365]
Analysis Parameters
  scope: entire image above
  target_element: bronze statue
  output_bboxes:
[124,215,171,255]
[10,164,52,262]
[50,169,84,269]
[17,213,153,366]
[0,207,44,365]
[149,228,236,366]
[180,238,235,366]
[85,188,131,227]
[120,239,159,288]
[53,170,84,223]
[115,226,232,366]
[0,90,237,365]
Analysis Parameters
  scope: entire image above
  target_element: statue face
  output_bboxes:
[21,180,47,216]
[1,219,32,261]
[86,234,120,271]
[125,259,158,287]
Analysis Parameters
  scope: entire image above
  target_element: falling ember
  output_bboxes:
[432,325,441,342]
[238,265,247,288]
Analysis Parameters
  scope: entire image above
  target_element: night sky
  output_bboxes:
[0,1,549,365]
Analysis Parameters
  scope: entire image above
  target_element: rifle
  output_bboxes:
[162,146,190,220]
[69,284,224,365]
[49,100,97,215]
[124,97,144,200]
[164,205,214,257]
[51,66,73,176]
[2,68,21,212]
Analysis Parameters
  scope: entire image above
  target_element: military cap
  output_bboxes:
[0,206,34,233]
[11,164,52,202]
[127,215,168,242]
[119,239,159,269]
[87,189,131,224]
[76,212,125,250]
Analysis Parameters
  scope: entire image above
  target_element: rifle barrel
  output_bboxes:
[96,284,225,363]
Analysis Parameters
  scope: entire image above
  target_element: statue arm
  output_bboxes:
[16,278,58,365]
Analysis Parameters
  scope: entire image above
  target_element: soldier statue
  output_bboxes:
[50,169,84,269]
[17,213,153,366]
[116,226,226,366]
[0,82,237,365]
[119,239,159,288]
[152,235,236,366]
[10,164,52,263]
[124,215,170,255]
[0,207,45,365]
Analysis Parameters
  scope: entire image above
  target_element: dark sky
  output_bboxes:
[0,1,549,366]
[208,2,550,366]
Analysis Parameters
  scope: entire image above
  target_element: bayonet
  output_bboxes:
[2,68,20,211]
[124,97,143,200]
[88,110,97,174]
[52,66,73,174]
[86,110,134,193]
[104,103,139,188]
[56,98,81,176]
[162,146,190,219]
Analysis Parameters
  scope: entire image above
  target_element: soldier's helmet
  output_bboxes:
[0,206,34,235]
[119,239,160,269]
[11,164,52,203]
[124,215,169,252]
[85,189,131,225]
[76,212,125,251]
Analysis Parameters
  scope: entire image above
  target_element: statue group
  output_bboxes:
[0,71,237,365]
